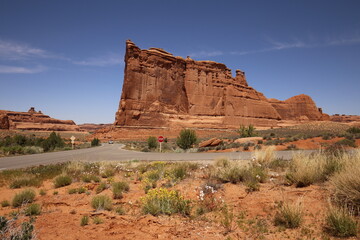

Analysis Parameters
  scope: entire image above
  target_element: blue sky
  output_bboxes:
[0,0,359,124]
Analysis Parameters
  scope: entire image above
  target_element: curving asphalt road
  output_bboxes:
[0,144,313,170]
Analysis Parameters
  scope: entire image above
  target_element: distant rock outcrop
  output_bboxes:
[115,40,328,128]
[0,107,80,131]
[330,114,360,123]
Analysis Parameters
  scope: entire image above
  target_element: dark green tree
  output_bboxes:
[42,132,64,152]
[147,136,158,149]
[91,138,100,147]
[176,129,197,150]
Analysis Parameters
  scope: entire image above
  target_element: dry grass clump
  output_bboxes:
[324,206,358,237]
[274,200,303,228]
[330,150,360,214]
[141,188,191,216]
[253,146,276,167]
[91,195,112,211]
[112,181,130,199]
[9,175,41,189]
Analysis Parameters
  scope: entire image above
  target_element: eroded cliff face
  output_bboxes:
[0,107,80,131]
[115,40,326,128]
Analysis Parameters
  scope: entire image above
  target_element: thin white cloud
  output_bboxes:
[0,65,46,74]
[231,34,360,56]
[0,39,59,60]
[188,50,223,58]
[72,53,123,67]
[327,35,360,46]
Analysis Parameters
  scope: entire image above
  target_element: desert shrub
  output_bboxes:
[141,147,150,152]
[112,181,129,199]
[1,217,36,240]
[215,164,246,184]
[166,163,189,181]
[324,206,358,237]
[91,195,112,211]
[147,136,158,149]
[81,174,100,183]
[141,188,191,216]
[39,189,46,196]
[286,144,297,150]
[176,129,197,150]
[268,158,289,171]
[10,176,41,189]
[237,124,256,138]
[77,187,86,194]
[42,132,65,152]
[253,146,275,168]
[12,189,36,207]
[347,127,360,134]
[24,203,41,216]
[0,216,7,231]
[330,151,360,214]
[54,175,72,188]
[93,216,103,224]
[285,152,344,187]
[335,138,357,148]
[100,165,115,178]
[1,200,10,207]
[96,182,108,194]
[214,158,231,168]
[274,201,303,228]
[80,215,89,226]
[68,188,78,194]
[115,206,125,215]
[91,138,100,147]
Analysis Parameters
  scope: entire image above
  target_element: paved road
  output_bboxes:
[0,144,311,170]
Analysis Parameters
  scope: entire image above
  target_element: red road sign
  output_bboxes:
[158,136,164,143]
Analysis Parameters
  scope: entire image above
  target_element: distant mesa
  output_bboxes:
[0,107,81,131]
[115,40,331,129]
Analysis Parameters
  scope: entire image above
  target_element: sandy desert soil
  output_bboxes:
[0,158,358,240]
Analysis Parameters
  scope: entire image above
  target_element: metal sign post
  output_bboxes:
[158,136,164,152]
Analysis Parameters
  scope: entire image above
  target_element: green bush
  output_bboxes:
[24,203,41,216]
[96,182,108,194]
[91,138,100,147]
[12,189,36,207]
[10,176,41,189]
[1,200,10,207]
[335,139,357,148]
[91,195,112,211]
[147,136,158,149]
[347,127,360,134]
[176,129,197,150]
[80,215,89,226]
[0,216,7,231]
[54,175,72,188]
[93,216,103,224]
[115,206,125,215]
[141,188,191,216]
[324,207,358,237]
[42,132,65,152]
[237,124,256,138]
[112,181,129,199]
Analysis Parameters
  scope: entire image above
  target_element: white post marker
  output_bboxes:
[70,136,76,149]
[158,136,164,152]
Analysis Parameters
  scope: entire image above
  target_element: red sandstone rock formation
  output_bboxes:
[268,95,330,121]
[115,40,327,128]
[330,114,360,123]
[78,123,112,132]
[0,107,80,131]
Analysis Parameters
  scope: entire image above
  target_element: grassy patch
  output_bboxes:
[80,215,89,226]
[324,206,358,237]
[141,188,191,216]
[330,150,360,214]
[0,200,10,207]
[112,181,129,199]
[24,203,41,216]
[9,176,41,189]
[274,201,303,229]
[91,195,112,211]
[54,175,72,188]
[12,189,36,207]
